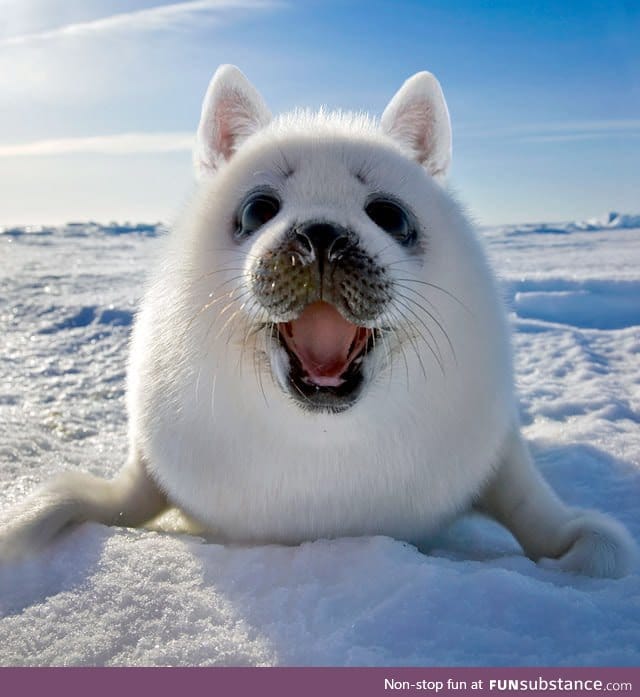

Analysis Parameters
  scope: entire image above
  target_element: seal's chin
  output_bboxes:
[274,301,376,413]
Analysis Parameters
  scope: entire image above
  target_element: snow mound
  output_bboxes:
[505,279,640,330]
[493,212,640,237]
[0,222,164,238]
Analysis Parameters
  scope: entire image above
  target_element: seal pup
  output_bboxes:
[0,65,635,577]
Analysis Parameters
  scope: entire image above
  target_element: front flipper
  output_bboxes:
[0,453,167,561]
[478,428,637,578]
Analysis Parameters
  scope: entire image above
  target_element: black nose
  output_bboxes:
[294,222,353,263]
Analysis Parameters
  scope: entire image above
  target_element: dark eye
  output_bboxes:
[236,193,280,239]
[365,198,416,246]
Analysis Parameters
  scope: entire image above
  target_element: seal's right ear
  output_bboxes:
[194,64,272,177]
[381,71,452,180]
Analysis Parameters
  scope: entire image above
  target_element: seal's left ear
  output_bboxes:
[194,64,272,177]
[381,72,452,180]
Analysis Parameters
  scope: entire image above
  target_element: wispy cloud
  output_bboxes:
[515,119,640,143]
[0,132,194,157]
[520,132,640,144]
[7,119,639,159]
[457,119,640,143]
[1,0,280,46]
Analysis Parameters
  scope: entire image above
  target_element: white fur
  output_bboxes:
[380,71,452,179]
[0,66,636,577]
[194,64,271,177]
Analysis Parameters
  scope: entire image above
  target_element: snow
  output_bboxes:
[0,215,639,666]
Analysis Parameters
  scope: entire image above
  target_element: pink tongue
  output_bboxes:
[280,302,370,387]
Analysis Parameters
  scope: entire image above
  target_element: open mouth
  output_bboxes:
[277,301,376,411]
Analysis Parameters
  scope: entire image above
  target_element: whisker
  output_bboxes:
[206,273,252,296]
[204,248,263,261]
[393,290,457,366]
[378,312,404,389]
[254,332,269,408]
[216,290,253,322]
[197,266,251,282]
[381,326,396,390]
[244,297,274,406]
[187,280,251,328]
[392,300,444,377]
[392,276,470,313]
[382,311,410,388]
[391,295,445,373]
[210,373,217,424]
[386,307,428,385]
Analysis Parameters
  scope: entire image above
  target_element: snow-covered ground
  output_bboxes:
[0,214,638,666]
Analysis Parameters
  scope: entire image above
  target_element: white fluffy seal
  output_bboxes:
[0,66,635,577]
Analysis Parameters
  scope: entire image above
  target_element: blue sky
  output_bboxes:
[0,0,638,226]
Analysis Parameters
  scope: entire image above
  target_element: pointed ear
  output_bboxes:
[194,64,271,178]
[381,71,452,180]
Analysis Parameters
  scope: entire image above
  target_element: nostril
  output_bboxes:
[294,230,314,255]
[327,234,351,261]
[295,222,352,260]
